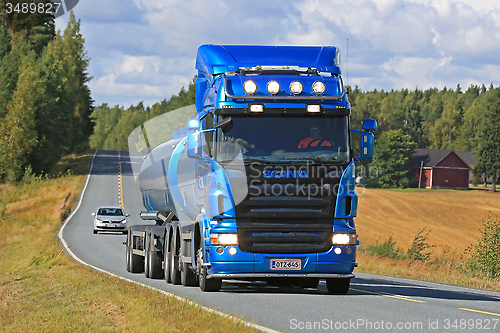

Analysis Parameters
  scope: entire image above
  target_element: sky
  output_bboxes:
[55,0,500,108]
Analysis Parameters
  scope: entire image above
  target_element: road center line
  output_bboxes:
[351,288,426,303]
[459,308,500,317]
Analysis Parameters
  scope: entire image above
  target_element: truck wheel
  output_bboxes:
[128,230,144,273]
[181,262,198,286]
[148,239,164,279]
[170,235,181,285]
[198,238,221,292]
[164,237,172,283]
[326,278,350,295]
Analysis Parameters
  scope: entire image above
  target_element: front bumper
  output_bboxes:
[94,222,127,231]
[206,244,357,279]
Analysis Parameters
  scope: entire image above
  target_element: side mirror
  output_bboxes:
[126,214,130,217]
[92,213,95,217]
[187,118,200,132]
[214,117,233,133]
[187,131,202,159]
[362,118,377,131]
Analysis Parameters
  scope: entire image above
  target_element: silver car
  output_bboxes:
[92,206,129,234]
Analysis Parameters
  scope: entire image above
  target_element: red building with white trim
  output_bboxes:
[412,149,471,189]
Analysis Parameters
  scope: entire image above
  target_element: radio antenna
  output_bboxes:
[346,38,349,88]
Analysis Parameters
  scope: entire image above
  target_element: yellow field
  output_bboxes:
[355,188,500,257]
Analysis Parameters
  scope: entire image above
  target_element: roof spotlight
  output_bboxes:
[243,80,257,95]
[267,80,280,95]
[289,81,303,95]
[312,81,326,95]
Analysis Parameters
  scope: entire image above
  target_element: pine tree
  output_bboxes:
[0,53,40,180]
[473,88,500,192]
[370,129,417,188]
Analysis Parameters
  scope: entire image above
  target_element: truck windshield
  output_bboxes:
[217,116,350,163]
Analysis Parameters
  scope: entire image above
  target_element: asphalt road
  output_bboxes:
[61,150,500,332]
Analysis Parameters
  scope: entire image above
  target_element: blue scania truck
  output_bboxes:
[125,44,376,293]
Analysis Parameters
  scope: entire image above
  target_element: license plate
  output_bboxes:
[270,259,301,270]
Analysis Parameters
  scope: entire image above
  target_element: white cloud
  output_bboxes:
[55,0,500,106]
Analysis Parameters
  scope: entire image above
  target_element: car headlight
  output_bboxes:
[210,233,238,246]
[332,233,357,245]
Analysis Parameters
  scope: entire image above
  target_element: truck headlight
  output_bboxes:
[210,233,238,246]
[332,233,357,245]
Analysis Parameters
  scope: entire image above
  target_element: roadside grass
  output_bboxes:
[355,187,500,291]
[0,154,258,333]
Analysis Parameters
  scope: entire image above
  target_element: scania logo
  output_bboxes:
[263,170,309,179]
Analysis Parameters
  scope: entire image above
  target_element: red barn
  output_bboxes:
[412,149,471,189]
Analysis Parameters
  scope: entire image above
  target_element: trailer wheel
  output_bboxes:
[128,229,144,273]
[170,235,181,285]
[198,237,221,292]
[164,234,172,283]
[148,238,164,279]
[326,278,350,295]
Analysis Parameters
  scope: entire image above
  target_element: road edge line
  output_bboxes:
[56,150,280,333]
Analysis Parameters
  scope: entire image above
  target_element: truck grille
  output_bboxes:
[234,167,339,253]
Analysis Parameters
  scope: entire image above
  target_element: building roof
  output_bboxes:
[455,150,477,167]
[411,149,471,169]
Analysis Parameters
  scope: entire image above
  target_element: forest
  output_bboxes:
[0,1,92,182]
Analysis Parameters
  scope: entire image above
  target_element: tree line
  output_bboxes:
[0,1,92,182]
[89,83,195,151]
[348,85,500,190]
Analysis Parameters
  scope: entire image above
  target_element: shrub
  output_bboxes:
[467,215,500,278]
[364,236,404,259]
[407,227,433,262]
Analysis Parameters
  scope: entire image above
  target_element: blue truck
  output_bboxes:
[125,44,376,293]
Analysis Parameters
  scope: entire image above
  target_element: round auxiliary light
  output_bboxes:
[267,80,280,95]
[243,80,257,95]
[289,81,303,95]
[312,81,326,95]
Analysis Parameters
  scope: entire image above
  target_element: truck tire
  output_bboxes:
[128,230,144,273]
[198,238,221,292]
[181,262,198,286]
[170,235,181,285]
[148,245,163,279]
[164,236,172,283]
[326,278,350,295]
